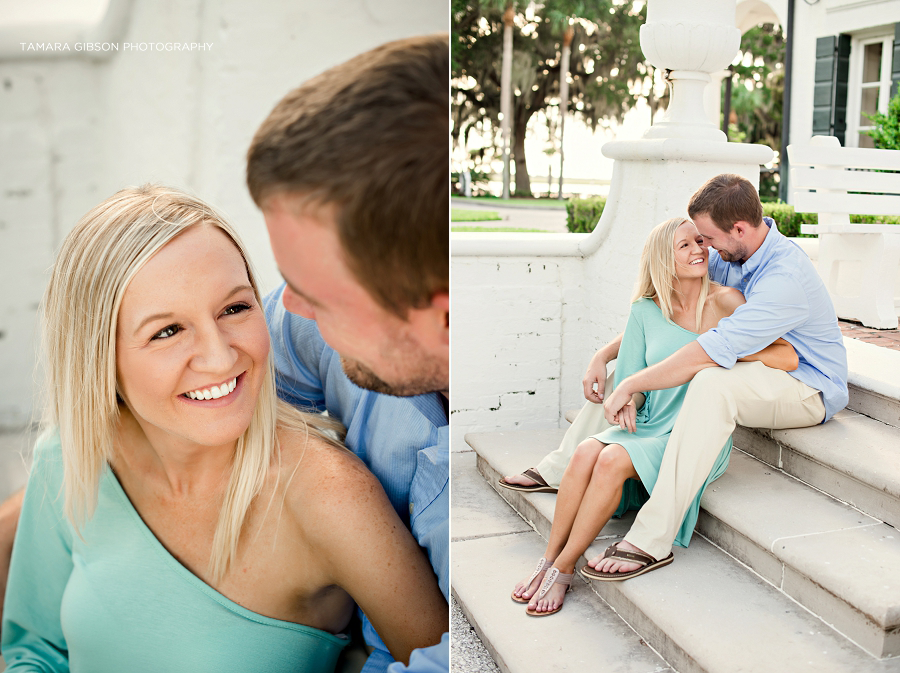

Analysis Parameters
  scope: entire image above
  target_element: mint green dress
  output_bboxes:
[594,298,734,549]
[1,433,349,673]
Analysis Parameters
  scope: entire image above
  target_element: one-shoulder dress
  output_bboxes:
[0,432,349,673]
[595,298,734,548]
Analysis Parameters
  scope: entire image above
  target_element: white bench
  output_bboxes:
[788,135,900,329]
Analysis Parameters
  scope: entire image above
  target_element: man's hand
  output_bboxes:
[614,398,637,434]
[604,383,633,425]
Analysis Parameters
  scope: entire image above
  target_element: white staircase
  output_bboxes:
[452,338,900,673]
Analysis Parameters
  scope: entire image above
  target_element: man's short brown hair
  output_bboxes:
[687,173,763,233]
[247,34,448,317]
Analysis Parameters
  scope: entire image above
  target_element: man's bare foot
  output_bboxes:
[527,569,570,614]
[502,472,539,487]
[587,539,645,574]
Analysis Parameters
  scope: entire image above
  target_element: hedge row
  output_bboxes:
[565,197,900,237]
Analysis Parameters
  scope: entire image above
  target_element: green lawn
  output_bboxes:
[453,196,567,209]
[451,226,552,233]
[451,208,502,222]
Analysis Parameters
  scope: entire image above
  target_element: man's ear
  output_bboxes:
[406,291,449,355]
[733,220,751,238]
[432,291,449,344]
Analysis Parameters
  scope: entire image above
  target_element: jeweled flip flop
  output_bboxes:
[511,557,550,603]
[525,567,573,616]
[579,542,673,582]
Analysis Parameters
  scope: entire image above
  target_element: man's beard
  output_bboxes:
[715,242,749,264]
[340,355,447,397]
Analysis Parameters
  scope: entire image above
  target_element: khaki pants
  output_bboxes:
[625,361,826,561]
[535,371,617,487]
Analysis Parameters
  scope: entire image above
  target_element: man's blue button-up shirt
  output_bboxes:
[697,218,849,421]
[264,285,448,673]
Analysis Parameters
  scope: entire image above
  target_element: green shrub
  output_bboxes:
[564,197,897,237]
[565,196,606,233]
[865,92,900,149]
[761,202,815,237]
[849,213,900,224]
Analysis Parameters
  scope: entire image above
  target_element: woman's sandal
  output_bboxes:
[511,557,551,603]
[498,469,558,494]
[525,567,573,617]
[579,541,674,582]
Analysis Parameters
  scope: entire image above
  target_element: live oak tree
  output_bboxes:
[453,0,646,196]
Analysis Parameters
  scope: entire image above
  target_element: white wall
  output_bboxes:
[0,0,447,428]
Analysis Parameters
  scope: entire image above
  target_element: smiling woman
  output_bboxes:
[0,185,446,673]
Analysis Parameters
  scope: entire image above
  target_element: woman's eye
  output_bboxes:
[223,302,251,316]
[151,324,181,340]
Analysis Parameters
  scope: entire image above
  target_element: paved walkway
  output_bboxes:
[839,320,900,350]
[451,198,569,233]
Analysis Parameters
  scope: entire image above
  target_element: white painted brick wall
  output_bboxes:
[0,0,446,428]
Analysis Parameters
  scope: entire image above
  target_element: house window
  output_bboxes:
[847,33,894,148]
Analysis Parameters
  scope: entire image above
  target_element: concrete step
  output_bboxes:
[451,450,674,673]
[468,429,900,661]
[733,409,900,531]
[845,338,900,428]
[697,450,900,658]
[463,433,900,672]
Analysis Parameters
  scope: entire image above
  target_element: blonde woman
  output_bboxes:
[0,186,446,672]
[511,217,798,616]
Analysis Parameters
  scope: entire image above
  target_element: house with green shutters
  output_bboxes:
[786,0,900,149]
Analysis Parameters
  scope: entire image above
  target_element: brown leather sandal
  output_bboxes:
[580,542,673,582]
[498,468,558,494]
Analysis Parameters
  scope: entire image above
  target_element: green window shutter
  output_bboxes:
[891,23,900,97]
[813,34,850,144]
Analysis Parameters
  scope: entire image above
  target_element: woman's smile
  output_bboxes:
[180,371,246,405]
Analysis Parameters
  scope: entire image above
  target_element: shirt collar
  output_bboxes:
[407,391,449,428]
[740,216,779,276]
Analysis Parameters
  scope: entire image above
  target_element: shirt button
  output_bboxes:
[409,502,415,515]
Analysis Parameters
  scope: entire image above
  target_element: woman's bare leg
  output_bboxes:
[512,439,603,601]
[529,444,637,614]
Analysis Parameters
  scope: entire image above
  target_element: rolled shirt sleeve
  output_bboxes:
[696,273,810,368]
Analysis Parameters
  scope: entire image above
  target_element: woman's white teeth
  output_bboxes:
[186,377,237,400]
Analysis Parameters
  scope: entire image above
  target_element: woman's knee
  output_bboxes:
[592,444,633,480]
[571,439,602,470]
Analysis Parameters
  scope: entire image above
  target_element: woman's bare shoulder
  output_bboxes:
[276,427,370,483]
[709,284,745,314]
[274,427,383,524]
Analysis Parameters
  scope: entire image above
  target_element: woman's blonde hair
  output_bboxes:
[631,217,711,331]
[41,185,343,581]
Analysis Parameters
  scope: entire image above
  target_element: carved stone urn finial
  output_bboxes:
[640,0,741,141]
